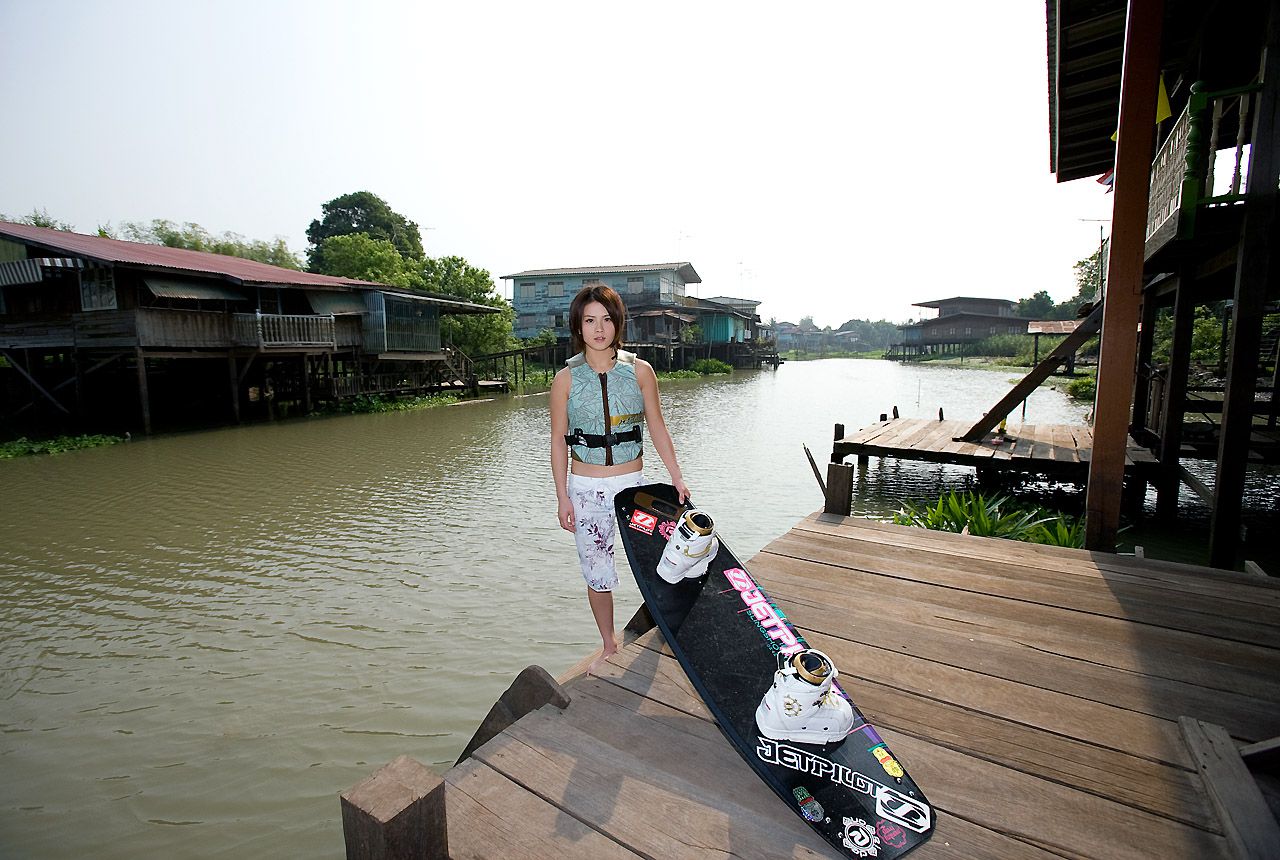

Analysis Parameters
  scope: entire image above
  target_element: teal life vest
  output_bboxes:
[565,350,645,466]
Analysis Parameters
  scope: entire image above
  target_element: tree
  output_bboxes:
[419,255,514,356]
[1016,290,1056,319]
[2,208,75,231]
[311,233,421,288]
[122,219,302,269]
[306,191,424,270]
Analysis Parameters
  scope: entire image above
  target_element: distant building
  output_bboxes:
[895,296,1028,356]
[503,262,700,340]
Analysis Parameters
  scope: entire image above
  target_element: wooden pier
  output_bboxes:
[833,418,1158,480]
[347,513,1280,858]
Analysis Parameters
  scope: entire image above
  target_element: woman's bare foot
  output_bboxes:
[587,644,618,676]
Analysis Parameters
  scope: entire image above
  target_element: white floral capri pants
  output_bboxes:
[569,471,645,592]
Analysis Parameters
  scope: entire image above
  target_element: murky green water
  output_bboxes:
[0,357,1224,858]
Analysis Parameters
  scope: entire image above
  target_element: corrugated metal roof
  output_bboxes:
[0,221,383,289]
[501,262,701,283]
[146,278,246,301]
[1027,320,1081,335]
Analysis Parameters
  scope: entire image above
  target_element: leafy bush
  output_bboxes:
[1066,375,1096,401]
[0,434,124,458]
[341,393,458,413]
[658,370,700,379]
[894,491,1047,540]
[689,358,732,375]
[894,490,1084,547]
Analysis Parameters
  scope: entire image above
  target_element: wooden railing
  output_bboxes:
[1146,81,1262,250]
[233,312,336,348]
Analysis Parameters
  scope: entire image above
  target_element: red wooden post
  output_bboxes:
[1085,0,1164,551]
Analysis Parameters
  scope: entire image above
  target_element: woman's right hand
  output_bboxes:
[557,496,575,532]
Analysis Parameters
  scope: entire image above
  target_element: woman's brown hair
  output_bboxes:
[568,284,627,355]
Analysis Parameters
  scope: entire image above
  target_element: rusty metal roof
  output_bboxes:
[0,221,381,290]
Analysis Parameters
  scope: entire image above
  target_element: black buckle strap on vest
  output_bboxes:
[565,425,643,449]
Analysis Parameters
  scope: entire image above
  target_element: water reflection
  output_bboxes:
[0,357,1221,858]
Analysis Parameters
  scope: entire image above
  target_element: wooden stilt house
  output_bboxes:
[1038,0,1280,568]
[0,222,499,434]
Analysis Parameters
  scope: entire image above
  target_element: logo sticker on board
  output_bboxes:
[628,510,658,535]
[841,817,880,857]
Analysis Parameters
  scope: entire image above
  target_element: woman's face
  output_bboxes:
[580,300,616,351]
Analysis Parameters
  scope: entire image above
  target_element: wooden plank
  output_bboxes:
[445,759,640,859]
[886,730,1228,859]
[1179,718,1280,859]
[765,528,1280,650]
[473,686,837,858]
[755,544,1280,705]
[796,515,1280,608]
[762,568,1280,748]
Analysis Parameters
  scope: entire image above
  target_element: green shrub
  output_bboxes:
[0,434,125,458]
[658,369,700,379]
[1066,375,1096,401]
[894,490,1084,547]
[341,393,459,413]
[689,358,732,375]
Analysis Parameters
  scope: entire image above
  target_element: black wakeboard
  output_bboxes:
[615,482,934,859]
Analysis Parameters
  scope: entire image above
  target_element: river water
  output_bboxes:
[0,357,1129,858]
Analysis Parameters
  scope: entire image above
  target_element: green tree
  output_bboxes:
[2,208,75,231]
[311,233,422,288]
[1016,290,1055,319]
[419,255,514,356]
[122,219,303,269]
[306,191,424,270]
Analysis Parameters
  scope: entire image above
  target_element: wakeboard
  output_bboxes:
[615,482,934,859]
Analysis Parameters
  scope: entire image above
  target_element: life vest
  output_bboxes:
[564,350,645,466]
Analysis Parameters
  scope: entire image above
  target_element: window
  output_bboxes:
[518,282,535,300]
[628,276,644,295]
[964,327,972,336]
[948,327,956,335]
[989,326,997,335]
[79,267,117,311]
[1009,325,1020,334]
[582,278,601,286]
[554,313,564,327]
[548,281,564,297]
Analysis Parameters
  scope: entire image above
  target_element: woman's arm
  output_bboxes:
[637,359,691,503]
[549,368,575,531]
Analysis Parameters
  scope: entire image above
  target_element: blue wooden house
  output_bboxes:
[503,262,701,340]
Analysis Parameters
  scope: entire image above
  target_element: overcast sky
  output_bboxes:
[1,1,1114,327]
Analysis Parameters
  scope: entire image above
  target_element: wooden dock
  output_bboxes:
[833,418,1158,479]
[408,513,1280,858]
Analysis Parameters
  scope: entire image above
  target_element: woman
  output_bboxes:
[550,284,690,674]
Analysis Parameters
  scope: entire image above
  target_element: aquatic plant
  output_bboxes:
[689,358,733,375]
[341,393,459,413]
[895,490,1086,548]
[0,434,125,459]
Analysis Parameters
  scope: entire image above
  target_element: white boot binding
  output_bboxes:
[755,648,856,745]
[656,508,719,584]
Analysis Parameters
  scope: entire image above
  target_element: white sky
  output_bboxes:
[1,0,1115,328]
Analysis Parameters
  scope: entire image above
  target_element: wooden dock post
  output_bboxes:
[824,462,853,516]
[340,755,447,860]
[455,665,570,764]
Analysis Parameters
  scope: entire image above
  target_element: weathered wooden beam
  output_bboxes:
[0,348,71,415]
[1085,0,1163,551]
[455,665,570,765]
[954,303,1103,442]
[340,755,447,860]
[1179,717,1280,859]
[803,443,827,496]
[824,462,853,516]
[1157,269,1196,519]
[135,347,151,435]
[1210,3,1280,569]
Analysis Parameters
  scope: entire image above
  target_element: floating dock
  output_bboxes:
[833,417,1158,479]
[377,513,1280,858]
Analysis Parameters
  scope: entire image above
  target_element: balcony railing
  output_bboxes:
[233,312,336,348]
[1146,81,1261,251]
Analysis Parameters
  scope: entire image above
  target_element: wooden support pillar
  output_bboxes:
[302,355,312,414]
[228,356,241,423]
[1210,3,1280,568]
[455,665,570,765]
[1132,294,1157,435]
[824,462,853,516]
[135,347,152,435]
[340,755,447,860]
[1085,0,1163,551]
[1156,272,1195,519]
